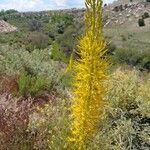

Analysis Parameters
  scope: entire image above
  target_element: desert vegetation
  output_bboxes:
[0,0,150,149]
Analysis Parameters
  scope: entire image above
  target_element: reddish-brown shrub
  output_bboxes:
[0,94,33,150]
[0,75,18,94]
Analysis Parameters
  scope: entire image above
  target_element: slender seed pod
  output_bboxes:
[69,0,109,149]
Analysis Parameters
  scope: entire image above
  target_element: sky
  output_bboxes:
[0,0,115,12]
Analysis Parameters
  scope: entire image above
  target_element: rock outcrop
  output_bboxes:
[104,1,150,27]
[0,20,17,33]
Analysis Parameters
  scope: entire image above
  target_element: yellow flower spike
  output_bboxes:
[65,51,74,73]
[69,0,109,149]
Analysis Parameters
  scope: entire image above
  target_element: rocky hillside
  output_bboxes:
[0,20,17,33]
[104,0,150,27]
[0,0,150,27]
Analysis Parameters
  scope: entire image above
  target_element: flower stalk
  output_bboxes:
[69,0,109,149]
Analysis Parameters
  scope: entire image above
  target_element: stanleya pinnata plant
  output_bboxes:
[69,0,109,149]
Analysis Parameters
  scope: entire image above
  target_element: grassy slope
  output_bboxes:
[104,18,150,51]
[104,0,150,51]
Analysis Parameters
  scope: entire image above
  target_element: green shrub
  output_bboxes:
[3,16,7,22]
[121,34,127,41]
[142,12,149,19]
[56,25,76,57]
[18,72,50,97]
[138,18,145,27]
[48,31,55,41]
[5,9,18,14]
[138,51,150,71]
[25,32,49,51]
[51,42,69,63]
[51,13,73,26]
[0,45,63,91]
[17,72,31,96]
[60,72,73,88]
[57,23,65,34]
[0,10,5,16]
[0,9,18,17]
[113,48,150,71]
[2,44,70,96]
[50,13,74,35]
[107,42,116,55]
[29,19,42,31]
[106,69,140,110]
[114,48,139,65]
